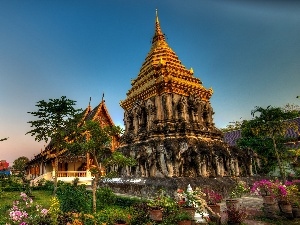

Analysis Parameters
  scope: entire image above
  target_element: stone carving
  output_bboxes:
[117,94,256,178]
[118,133,255,178]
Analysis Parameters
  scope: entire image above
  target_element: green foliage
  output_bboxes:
[130,202,151,225]
[0,175,23,192]
[32,179,55,191]
[12,156,29,176]
[229,180,250,198]
[221,120,243,132]
[173,209,193,221]
[48,196,61,225]
[56,182,92,213]
[26,96,82,143]
[96,187,117,209]
[237,105,300,178]
[94,206,132,225]
[115,195,143,208]
[26,96,83,194]
[147,189,177,212]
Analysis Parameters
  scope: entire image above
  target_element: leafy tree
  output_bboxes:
[26,96,82,194]
[70,120,136,213]
[12,156,29,180]
[237,105,299,182]
[220,120,243,132]
[12,156,30,194]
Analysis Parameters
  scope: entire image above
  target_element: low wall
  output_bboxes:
[98,176,263,198]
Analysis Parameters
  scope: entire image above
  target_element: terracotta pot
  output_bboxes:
[278,202,293,219]
[181,207,196,219]
[292,207,300,218]
[208,204,221,214]
[178,220,192,225]
[262,202,280,219]
[226,199,239,209]
[279,202,292,213]
[262,195,276,205]
[149,209,163,221]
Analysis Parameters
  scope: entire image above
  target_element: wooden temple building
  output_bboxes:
[118,10,255,178]
[26,98,120,185]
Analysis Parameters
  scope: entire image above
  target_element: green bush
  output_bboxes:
[56,183,92,213]
[0,176,23,192]
[96,187,117,209]
[115,195,143,208]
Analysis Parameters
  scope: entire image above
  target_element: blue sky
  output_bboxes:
[1,0,300,165]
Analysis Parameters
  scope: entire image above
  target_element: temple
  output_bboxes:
[26,97,120,184]
[118,11,254,178]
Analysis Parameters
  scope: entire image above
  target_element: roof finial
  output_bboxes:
[102,92,105,102]
[87,97,92,112]
[152,9,166,44]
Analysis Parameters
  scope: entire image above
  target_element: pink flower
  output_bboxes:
[41,208,49,216]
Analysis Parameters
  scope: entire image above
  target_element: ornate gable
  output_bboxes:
[85,100,114,127]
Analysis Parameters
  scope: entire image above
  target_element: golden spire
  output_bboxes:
[152,9,166,44]
[87,97,92,112]
[120,10,213,111]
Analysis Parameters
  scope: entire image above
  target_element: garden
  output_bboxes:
[2,176,300,225]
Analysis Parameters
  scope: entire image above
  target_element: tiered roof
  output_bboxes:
[120,10,213,111]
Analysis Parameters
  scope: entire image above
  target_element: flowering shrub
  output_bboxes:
[202,188,223,205]
[176,185,207,213]
[147,189,177,210]
[48,196,61,225]
[5,192,50,225]
[230,180,250,198]
[280,181,300,204]
[251,179,292,202]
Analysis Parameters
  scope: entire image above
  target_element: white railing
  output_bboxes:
[57,171,86,178]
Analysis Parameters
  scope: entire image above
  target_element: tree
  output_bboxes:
[220,120,243,132]
[26,96,82,195]
[12,156,29,178]
[12,156,30,193]
[12,156,29,175]
[238,105,299,182]
[70,120,136,213]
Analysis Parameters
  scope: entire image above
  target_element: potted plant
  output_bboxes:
[226,180,249,209]
[230,180,249,199]
[250,179,278,199]
[147,189,176,221]
[110,207,131,225]
[174,210,193,225]
[225,204,247,225]
[203,188,223,214]
[287,181,300,218]
[176,185,207,218]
